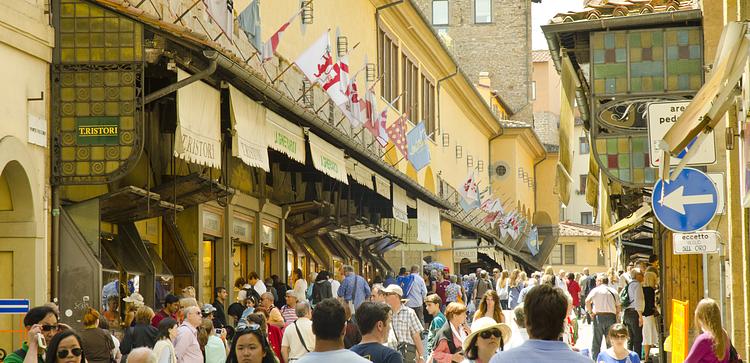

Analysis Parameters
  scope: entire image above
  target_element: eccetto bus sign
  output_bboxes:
[672,230,719,254]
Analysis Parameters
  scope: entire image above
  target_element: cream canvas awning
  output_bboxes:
[345,159,375,190]
[663,22,750,159]
[266,110,306,163]
[603,205,652,242]
[374,173,391,200]
[416,199,442,246]
[229,85,269,172]
[392,184,408,223]
[556,53,578,205]
[308,132,349,184]
[175,68,222,169]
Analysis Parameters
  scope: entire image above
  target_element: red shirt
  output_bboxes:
[151,309,177,328]
[436,280,450,306]
[567,280,581,307]
[267,324,284,363]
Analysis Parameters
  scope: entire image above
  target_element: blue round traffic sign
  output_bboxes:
[652,167,718,232]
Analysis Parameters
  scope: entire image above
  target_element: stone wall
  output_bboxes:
[413,0,533,123]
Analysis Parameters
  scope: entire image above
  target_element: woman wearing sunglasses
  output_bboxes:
[461,317,511,363]
[595,324,641,363]
[228,322,278,363]
[44,330,86,363]
[429,302,470,363]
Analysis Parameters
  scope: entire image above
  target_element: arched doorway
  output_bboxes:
[0,136,43,351]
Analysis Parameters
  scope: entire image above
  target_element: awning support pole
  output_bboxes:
[144,60,217,104]
[272,63,295,84]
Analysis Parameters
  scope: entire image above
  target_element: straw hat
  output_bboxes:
[122,292,144,306]
[463,317,513,351]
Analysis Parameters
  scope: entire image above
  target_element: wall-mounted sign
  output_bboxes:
[76,117,120,145]
[673,231,719,255]
[28,114,47,147]
[647,101,716,167]
[202,211,222,236]
[232,218,252,242]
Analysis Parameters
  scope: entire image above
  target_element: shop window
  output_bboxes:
[581,212,593,225]
[287,250,295,284]
[201,238,216,305]
[564,245,576,265]
[422,75,436,139]
[402,54,419,119]
[432,0,448,26]
[232,243,248,287]
[379,29,399,106]
[474,0,492,23]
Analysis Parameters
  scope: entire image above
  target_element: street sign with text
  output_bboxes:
[0,299,30,314]
[652,167,718,232]
[673,231,720,254]
[648,101,716,167]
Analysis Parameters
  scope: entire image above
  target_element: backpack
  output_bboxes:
[397,274,415,297]
[620,280,635,309]
[243,286,261,304]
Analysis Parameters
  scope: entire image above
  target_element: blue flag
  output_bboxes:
[525,226,539,256]
[407,122,431,171]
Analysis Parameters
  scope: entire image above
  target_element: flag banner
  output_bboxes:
[204,0,233,37]
[525,226,539,256]
[480,198,504,214]
[340,80,364,127]
[407,121,431,171]
[261,8,301,61]
[238,0,261,51]
[295,31,348,105]
[459,170,480,211]
[386,113,408,157]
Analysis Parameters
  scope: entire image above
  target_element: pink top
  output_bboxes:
[431,333,463,363]
[684,332,730,363]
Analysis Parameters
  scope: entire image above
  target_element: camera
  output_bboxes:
[215,328,223,334]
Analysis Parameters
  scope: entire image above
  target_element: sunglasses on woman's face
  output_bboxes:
[479,329,502,339]
[57,348,83,358]
[41,325,59,332]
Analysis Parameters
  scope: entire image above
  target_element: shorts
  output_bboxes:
[642,315,658,345]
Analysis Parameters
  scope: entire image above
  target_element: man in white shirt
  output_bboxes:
[281,302,315,362]
[173,306,203,363]
[296,299,369,363]
[249,271,267,295]
[585,274,621,359]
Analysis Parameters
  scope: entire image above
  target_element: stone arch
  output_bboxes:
[0,136,38,224]
[406,163,418,182]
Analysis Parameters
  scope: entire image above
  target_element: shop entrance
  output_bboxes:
[201,236,217,304]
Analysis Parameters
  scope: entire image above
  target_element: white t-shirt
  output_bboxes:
[281,318,316,360]
[295,349,370,363]
[254,280,267,295]
[294,279,308,301]
[329,278,341,300]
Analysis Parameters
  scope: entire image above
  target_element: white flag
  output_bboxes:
[295,31,348,105]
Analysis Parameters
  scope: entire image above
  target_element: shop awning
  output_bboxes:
[556,53,578,206]
[392,184,409,223]
[175,68,222,169]
[152,173,233,208]
[100,186,183,224]
[416,199,442,246]
[375,174,391,200]
[603,205,652,242]
[266,110,306,164]
[662,22,750,160]
[308,132,349,184]
[229,85,269,172]
[345,159,375,190]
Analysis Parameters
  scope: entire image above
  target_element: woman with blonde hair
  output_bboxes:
[473,290,505,323]
[496,270,510,310]
[684,298,730,363]
[507,270,523,310]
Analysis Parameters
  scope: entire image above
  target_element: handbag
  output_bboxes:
[393,325,418,363]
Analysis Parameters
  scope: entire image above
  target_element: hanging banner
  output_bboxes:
[229,85,269,172]
[392,184,409,223]
[266,110,306,163]
[416,199,431,244]
[429,204,442,246]
[407,121,431,171]
[345,159,375,190]
[375,173,391,200]
[308,132,349,184]
[175,69,222,169]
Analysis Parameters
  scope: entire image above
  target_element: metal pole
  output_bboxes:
[144,60,217,104]
[702,253,709,298]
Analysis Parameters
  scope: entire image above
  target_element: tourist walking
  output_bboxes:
[428,303,469,363]
[424,294,446,356]
[404,265,428,324]
[496,271,510,310]
[350,302,403,363]
[462,317,512,363]
[77,308,114,363]
[473,290,504,324]
[383,285,425,363]
[281,302,315,362]
[295,299,370,363]
[153,318,178,363]
[173,306,203,363]
[338,265,371,311]
[595,324,641,363]
[622,268,645,359]
[585,275,620,359]
[227,320,277,363]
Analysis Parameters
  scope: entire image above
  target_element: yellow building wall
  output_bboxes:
[534,153,560,225]
[490,131,541,219]
[546,235,616,275]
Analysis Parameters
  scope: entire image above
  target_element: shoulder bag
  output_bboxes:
[393,321,418,363]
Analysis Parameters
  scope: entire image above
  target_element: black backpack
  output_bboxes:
[243,286,261,304]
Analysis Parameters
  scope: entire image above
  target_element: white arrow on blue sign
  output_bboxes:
[0,299,30,314]
[652,167,718,233]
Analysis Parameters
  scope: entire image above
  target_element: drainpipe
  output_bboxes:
[436,68,458,136]
[144,60,217,104]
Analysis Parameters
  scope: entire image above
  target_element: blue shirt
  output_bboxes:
[595,351,641,363]
[405,273,427,308]
[508,285,525,309]
[337,273,371,309]
[489,339,593,363]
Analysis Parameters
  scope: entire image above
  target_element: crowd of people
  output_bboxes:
[4,259,739,363]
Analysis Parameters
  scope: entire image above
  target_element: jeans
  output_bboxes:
[500,299,509,310]
[624,309,643,358]
[592,313,617,359]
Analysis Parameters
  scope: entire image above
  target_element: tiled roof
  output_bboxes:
[500,120,531,128]
[544,143,560,152]
[532,50,552,63]
[550,0,699,24]
[559,221,601,237]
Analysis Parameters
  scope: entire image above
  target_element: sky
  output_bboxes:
[531,0,586,50]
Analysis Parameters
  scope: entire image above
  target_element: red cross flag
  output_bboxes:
[261,9,302,62]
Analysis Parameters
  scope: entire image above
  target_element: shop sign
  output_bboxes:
[203,211,221,235]
[647,101,716,167]
[261,224,277,249]
[28,114,47,147]
[453,239,478,263]
[673,230,719,255]
[232,218,252,242]
[76,117,119,145]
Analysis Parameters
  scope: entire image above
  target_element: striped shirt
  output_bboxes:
[280,305,298,323]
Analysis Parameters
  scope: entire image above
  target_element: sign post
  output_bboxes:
[671,299,689,363]
[648,101,716,167]
[652,167,719,232]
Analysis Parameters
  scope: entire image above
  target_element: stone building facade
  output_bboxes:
[412,0,534,123]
